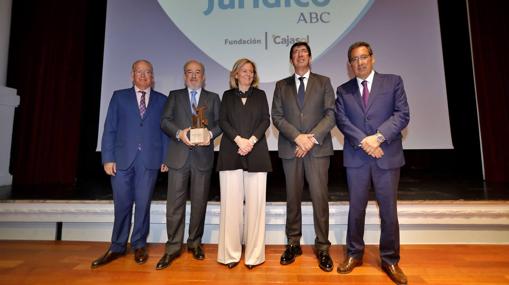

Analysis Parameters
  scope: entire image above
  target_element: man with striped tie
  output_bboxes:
[92,59,169,268]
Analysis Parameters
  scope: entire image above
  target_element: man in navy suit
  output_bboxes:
[92,59,168,268]
[335,42,410,285]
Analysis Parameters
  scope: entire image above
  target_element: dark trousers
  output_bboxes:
[282,155,331,252]
[110,153,158,252]
[346,160,401,265]
[164,155,211,254]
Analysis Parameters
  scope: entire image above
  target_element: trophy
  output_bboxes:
[189,105,209,144]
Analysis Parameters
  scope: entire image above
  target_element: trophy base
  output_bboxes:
[189,128,209,144]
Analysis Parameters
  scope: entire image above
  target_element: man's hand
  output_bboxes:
[361,134,381,156]
[160,164,169,172]
[294,134,315,152]
[370,147,384,159]
[104,162,116,176]
[295,146,308,158]
[179,128,193,146]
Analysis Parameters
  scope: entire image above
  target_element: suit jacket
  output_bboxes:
[335,72,410,169]
[101,87,168,170]
[216,88,272,172]
[272,72,336,159]
[161,88,221,171]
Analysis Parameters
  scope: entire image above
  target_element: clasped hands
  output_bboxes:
[234,135,256,156]
[104,162,168,176]
[360,134,384,159]
[294,134,316,158]
[179,127,211,147]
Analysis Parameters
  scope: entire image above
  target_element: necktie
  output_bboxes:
[361,80,369,108]
[190,90,197,115]
[297,76,305,107]
[139,91,146,118]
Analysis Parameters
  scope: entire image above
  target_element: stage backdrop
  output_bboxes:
[97,0,452,151]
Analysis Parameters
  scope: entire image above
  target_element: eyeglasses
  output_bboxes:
[135,70,153,76]
[185,71,202,77]
[292,48,309,55]
[349,54,371,64]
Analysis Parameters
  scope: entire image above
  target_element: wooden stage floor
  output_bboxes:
[0,241,508,284]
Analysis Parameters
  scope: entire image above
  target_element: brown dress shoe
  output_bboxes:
[382,263,408,285]
[134,247,148,264]
[91,250,125,268]
[337,256,363,274]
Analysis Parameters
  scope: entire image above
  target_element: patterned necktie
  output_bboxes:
[297,76,305,107]
[139,91,146,118]
[190,90,197,115]
[361,80,369,108]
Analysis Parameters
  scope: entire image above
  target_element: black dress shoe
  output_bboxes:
[155,252,180,270]
[381,262,408,285]
[187,245,205,260]
[134,247,148,264]
[280,244,302,265]
[91,250,125,269]
[226,262,239,269]
[317,251,333,272]
[337,256,363,274]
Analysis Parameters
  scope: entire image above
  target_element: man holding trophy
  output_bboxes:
[158,60,222,270]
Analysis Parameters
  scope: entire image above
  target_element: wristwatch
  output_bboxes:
[376,132,385,144]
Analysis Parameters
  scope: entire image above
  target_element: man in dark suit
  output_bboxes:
[272,42,336,272]
[157,60,222,270]
[335,41,410,285]
[92,59,168,268]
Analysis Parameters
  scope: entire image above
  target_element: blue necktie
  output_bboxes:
[190,90,197,115]
[297,77,305,107]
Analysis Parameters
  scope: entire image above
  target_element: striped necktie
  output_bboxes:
[139,91,146,118]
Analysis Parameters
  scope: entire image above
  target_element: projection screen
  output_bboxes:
[97,0,452,150]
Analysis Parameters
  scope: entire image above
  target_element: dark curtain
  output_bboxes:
[468,0,509,182]
[8,1,87,186]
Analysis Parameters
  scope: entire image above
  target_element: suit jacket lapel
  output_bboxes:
[143,89,157,120]
[287,76,301,109]
[365,72,380,112]
[129,87,142,119]
[181,89,193,120]
[198,89,207,109]
[349,78,365,112]
[303,73,315,108]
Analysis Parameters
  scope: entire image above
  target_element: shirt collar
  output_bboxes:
[134,86,151,94]
[294,69,311,81]
[187,87,202,94]
[356,70,375,85]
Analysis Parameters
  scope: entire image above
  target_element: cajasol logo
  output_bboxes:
[158,0,373,82]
